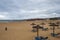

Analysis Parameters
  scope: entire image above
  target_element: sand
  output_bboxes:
[0,20,60,40]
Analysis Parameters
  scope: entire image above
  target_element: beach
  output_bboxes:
[0,20,60,40]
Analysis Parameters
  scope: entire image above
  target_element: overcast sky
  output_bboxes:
[0,0,60,20]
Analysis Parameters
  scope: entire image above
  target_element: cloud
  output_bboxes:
[0,0,60,20]
[0,15,5,18]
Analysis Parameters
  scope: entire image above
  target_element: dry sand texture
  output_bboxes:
[0,20,60,40]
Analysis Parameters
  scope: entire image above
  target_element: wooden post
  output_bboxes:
[53,26,55,34]
[36,25,40,37]
[49,23,58,36]
[37,27,39,37]
[32,25,40,37]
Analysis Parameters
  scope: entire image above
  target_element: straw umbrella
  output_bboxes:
[32,25,41,37]
[31,23,37,32]
[31,23,36,26]
[49,23,58,36]
[56,22,60,29]
[40,22,45,27]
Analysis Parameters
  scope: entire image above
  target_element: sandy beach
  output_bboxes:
[0,20,60,40]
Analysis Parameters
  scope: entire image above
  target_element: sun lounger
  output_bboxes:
[40,36,48,40]
[42,28,48,31]
[35,37,40,40]
[32,29,37,32]
[39,26,44,29]
[35,36,48,40]
[51,33,60,37]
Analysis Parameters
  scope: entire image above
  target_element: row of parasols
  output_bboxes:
[31,22,60,40]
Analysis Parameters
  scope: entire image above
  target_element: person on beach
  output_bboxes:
[5,27,7,31]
